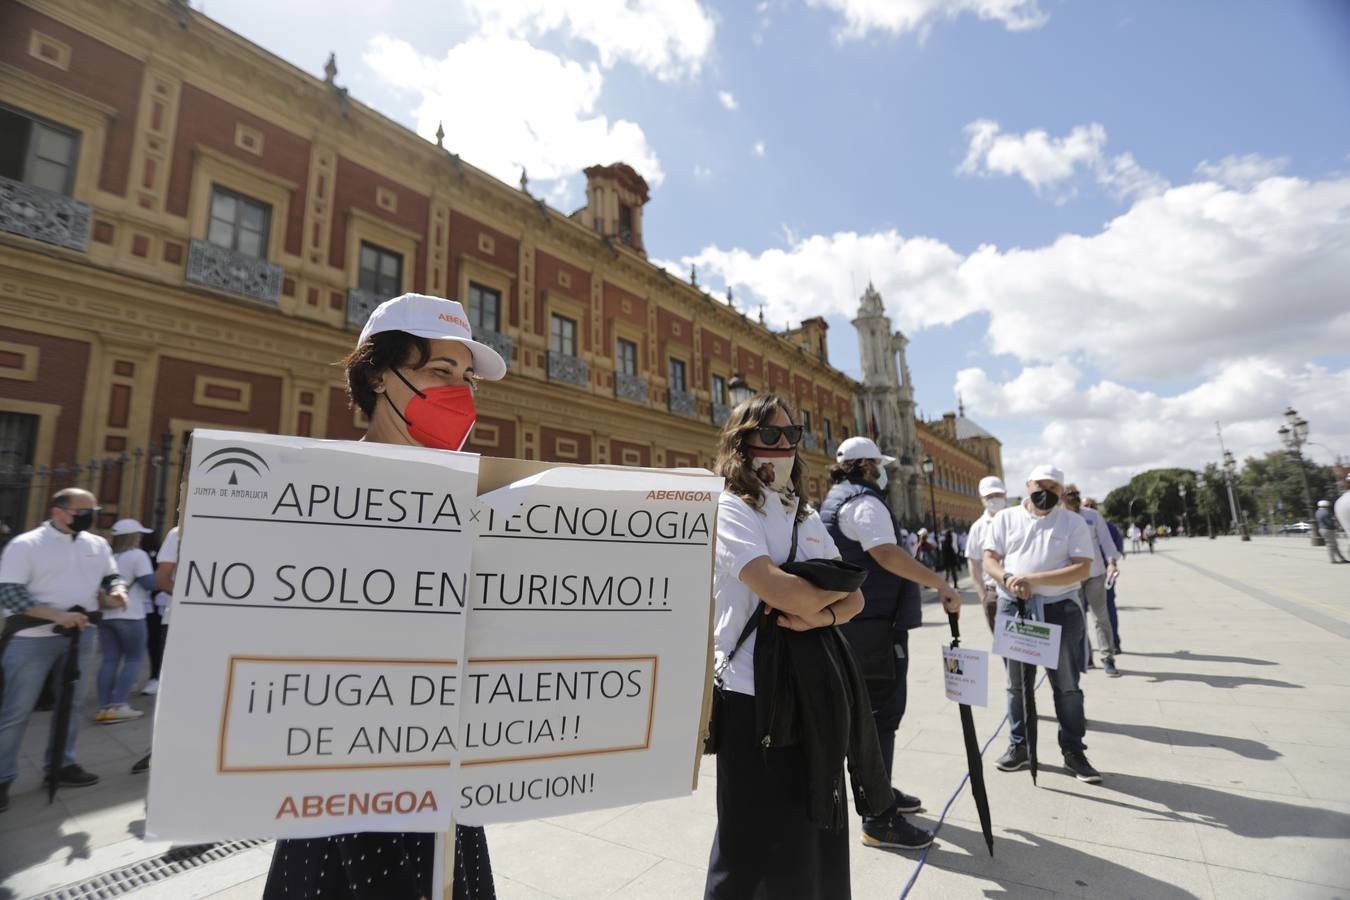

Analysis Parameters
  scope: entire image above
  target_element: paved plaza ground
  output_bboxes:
[2,534,1348,899]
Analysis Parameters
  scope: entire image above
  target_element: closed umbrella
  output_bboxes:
[46,607,102,803]
[947,611,994,855]
[1017,598,1038,785]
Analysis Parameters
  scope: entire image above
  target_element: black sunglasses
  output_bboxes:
[751,425,804,447]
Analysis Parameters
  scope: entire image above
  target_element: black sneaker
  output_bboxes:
[892,788,923,814]
[1063,751,1102,783]
[995,743,1029,771]
[861,815,934,850]
[1103,658,1121,678]
[0,780,9,813]
[131,754,151,775]
[44,764,100,788]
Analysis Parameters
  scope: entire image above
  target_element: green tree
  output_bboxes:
[1239,450,1338,525]
[1101,468,1196,531]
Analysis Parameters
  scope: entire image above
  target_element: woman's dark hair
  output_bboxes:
[828,459,869,484]
[713,393,809,523]
[342,331,431,417]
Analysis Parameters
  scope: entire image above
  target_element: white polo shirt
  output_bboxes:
[157,526,179,624]
[713,489,839,696]
[1079,507,1121,577]
[983,502,1094,598]
[835,494,898,551]
[0,522,119,637]
[965,512,997,585]
[109,548,153,621]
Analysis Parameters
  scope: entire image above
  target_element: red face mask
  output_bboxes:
[387,369,477,451]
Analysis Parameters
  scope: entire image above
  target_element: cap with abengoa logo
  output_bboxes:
[357,293,508,381]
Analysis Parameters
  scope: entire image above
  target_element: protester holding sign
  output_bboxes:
[704,395,888,900]
[981,465,1102,784]
[262,293,506,900]
[819,436,963,852]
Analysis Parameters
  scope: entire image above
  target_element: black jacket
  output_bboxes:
[752,611,893,829]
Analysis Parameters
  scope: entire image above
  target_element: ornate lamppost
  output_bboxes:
[1221,450,1251,542]
[1277,406,1324,547]
[1198,473,1215,539]
[727,373,754,407]
[1178,482,1192,537]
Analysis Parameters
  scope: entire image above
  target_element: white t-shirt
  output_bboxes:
[983,502,1094,598]
[965,513,997,585]
[108,548,153,621]
[158,527,179,624]
[713,489,839,696]
[0,522,119,637]
[1335,491,1350,536]
[835,494,898,551]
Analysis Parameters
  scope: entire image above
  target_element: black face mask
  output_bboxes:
[68,508,96,533]
[1030,490,1059,511]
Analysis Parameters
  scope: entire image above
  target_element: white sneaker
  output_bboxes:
[100,704,144,723]
[142,679,159,695]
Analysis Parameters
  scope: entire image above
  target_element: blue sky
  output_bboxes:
[208,0,1350,497]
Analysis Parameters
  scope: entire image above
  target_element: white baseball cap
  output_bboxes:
[835,436,896,466]
[110,518,152,535]
[1318,499,1331,508]
[1026,464,1065,486]
[978,476,1007,497]
[357,293,508,381]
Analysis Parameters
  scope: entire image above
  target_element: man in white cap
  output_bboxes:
[819,436,963,850]
[1315,499,1346,564]
[982,465,1102,783]
[965,475,1008,631]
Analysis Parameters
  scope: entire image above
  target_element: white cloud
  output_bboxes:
[677,167,1350,497]
[809,0,1048,40]
[364,34,664,189]
[1195,153,1290,189]
[753,140,766,156]
[693,164,713,179]
[718,90,738,110]
[959,119,1167,202]
[464,0,716,81]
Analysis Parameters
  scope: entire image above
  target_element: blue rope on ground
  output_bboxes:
[896,670,1049,900]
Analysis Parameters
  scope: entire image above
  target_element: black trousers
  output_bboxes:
[863,629,909,824]
[145,612,164,680]
[705,691,850,900]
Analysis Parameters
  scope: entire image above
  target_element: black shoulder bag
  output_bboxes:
[703,517,800,755]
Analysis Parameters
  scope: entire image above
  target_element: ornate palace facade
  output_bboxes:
[0,0,864,535]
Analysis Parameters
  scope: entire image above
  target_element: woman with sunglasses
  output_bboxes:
[705,394,870,899]
[263,293,502,900]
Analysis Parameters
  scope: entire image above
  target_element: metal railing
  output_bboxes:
[185,238,282,304]
[0,174,91,251]
[667,389,697,418]
[711,402,731,427]
[345,287,388,329]
[477,329,513,365]
[547,351,588,387]
[614,372,648,404]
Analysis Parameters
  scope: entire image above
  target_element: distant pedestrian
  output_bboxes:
[1144,525,1155,553]
[1316,500,1347,564]
[0,488,127,813]
[965,476,1008,632]
[96,519,157,724]
[1127,523,1141,554]
[1084,498,1124,654]
[941,530,960,588]
[1062,486,1121,677]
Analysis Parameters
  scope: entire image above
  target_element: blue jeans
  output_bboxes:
[97,618,147,707]
[1002,597,1088,754]
[0,629,99,782]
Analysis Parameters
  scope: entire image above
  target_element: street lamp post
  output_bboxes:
[1198,474,1215,539]
[1178,483,1192,537]
[1221,450,1251,541]
[727,373,754,407]
[921,455,938,533]
[1128,497,1140,525]
[1277,406,1324,547]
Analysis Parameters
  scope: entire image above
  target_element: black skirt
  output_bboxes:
[263,825,493,900]
[704,691,850,900]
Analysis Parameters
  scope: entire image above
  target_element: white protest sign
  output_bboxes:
[148,431,478,840]
[454,463,721,825]
[942,646,989,707]
[992,613,1062,667]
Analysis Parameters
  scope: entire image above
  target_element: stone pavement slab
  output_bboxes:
[3,535,1349,899]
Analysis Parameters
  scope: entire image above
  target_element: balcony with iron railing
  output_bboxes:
[185,239,282,304]
[345,287,389,329]
[667,389,697,419]
[0,175,91,251]
[803,433,821,453]
[711,402,732,427]
[548,351,588,387]
[614,371,648,404]
[476,329,513,365]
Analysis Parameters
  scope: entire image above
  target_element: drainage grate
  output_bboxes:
[35,839,270,900]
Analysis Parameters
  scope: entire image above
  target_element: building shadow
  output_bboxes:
[1046,773,1350,841]
[1087,719,1280,761]
[1121,670,1301,689]
[1114,605,1163,611]
[1122,650,1276,666]
[917,820,1204,899]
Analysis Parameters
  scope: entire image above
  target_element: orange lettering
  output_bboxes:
[275,796,299,819]
[416,790,438,813]
[301,795,323,817]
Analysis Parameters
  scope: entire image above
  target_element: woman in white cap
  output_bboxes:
[263,293,505,900]
[95,518,157,723]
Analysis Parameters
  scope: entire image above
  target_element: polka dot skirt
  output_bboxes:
[263,827,494,900]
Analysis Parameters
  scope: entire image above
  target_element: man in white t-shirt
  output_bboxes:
[820,436,963,851]
[1062,485,1122,675]
[965,475,1008,631]
[1336,474,1350,544]
[982,465,1102,784]
[0,488,127,810]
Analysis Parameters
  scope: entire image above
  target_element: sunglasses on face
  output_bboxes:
[1063,491,1080,499]
[750,425,804,447]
